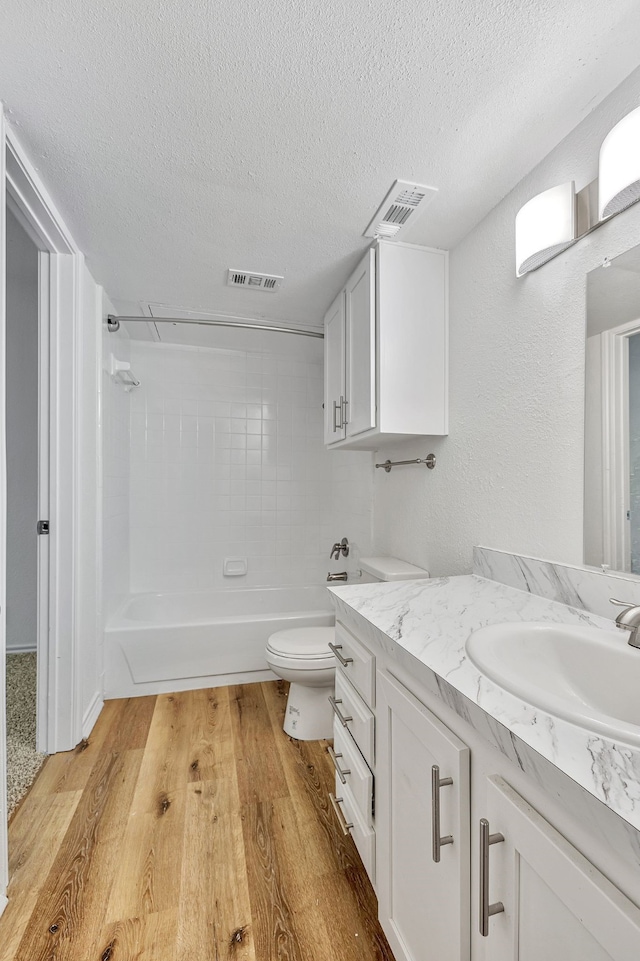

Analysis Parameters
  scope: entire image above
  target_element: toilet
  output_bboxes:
[266,556,430,740]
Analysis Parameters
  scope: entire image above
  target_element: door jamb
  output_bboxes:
[4,125,84,758]
[601,317,640,572]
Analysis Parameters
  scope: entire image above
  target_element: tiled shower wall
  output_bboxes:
[101,308,131,617]
[128,335,372,593]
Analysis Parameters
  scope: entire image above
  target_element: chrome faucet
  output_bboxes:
[609,598,640,648]
[327,571,348,582]
[330,537,349,560]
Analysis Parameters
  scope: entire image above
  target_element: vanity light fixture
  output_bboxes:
[515,103,640,276]
[515,182,576,277]
[598,104,640,220]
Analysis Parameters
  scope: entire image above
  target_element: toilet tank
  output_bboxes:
[359,556,430,582]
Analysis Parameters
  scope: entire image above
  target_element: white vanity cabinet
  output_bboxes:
[328,622,377,882]
[474,775,640,961]
[328,612,640,961]
[323,240,448,450]
[376,671,470,961]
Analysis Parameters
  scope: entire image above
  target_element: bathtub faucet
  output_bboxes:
[330,537,349,560]
[327,571,348,582]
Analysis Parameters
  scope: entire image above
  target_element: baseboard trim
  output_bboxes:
[7,645,37,655]
[82,691,104,740]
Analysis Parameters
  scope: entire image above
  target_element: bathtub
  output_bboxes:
[104,586,335,698]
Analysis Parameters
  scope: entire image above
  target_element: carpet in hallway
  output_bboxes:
[6,653,45,817]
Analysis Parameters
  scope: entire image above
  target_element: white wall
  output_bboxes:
[373,65,640,576]
[127,333,372,595]
[5,208,38,653]
[101,300,130,617]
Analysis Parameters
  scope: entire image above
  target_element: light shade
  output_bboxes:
[515,182,576,277]
[599,105,640,220]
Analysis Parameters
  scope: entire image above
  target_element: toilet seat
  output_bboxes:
[266,626,335,660]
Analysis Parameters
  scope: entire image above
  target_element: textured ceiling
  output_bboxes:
[2,0,640,326]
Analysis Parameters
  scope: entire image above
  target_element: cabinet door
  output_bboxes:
[345,248,376,438]
[323,290,346,444]
[377,671,470,961]
[474,776,640,961]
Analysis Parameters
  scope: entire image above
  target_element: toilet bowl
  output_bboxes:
[266,626,336,740]
[266,558,430,741]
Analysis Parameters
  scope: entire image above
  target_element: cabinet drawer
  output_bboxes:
[330,720,374,826]
[330,784,376,885]
[332,669,375,768]
[332,621,375,706]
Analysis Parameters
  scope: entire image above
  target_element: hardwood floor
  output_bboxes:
[0,681,395,961]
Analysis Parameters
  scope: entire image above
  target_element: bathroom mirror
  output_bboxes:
[585,243,640,573]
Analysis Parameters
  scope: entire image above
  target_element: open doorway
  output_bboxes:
[5,206,46,815]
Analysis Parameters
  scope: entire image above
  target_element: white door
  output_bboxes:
[377,671,471,961]
[0,107,9,906]
[323,290,346,444]
[345,248,375,438]
[35,252,50,751]
[474,775,640,960]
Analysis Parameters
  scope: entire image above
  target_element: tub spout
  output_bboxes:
[327,571,348,582]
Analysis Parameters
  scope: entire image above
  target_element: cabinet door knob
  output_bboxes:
[431,764,454,862]
[479,818,505,937]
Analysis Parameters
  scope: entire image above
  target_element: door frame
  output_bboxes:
[601,317,640,572]
[0,108,88,909]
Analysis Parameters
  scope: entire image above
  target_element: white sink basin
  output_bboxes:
[465,621,640,745]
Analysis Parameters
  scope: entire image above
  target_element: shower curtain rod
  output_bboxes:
[107,315,324,339]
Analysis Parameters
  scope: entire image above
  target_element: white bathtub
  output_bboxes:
[104,586,335,698]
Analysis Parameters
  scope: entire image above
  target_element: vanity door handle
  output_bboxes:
[327,745,351,783]
[329,793,353,835]
[431,765,454,862]
[332,398,344,432]
[328,642,353,667]
[329,696,352,727]
[479,818,505,937]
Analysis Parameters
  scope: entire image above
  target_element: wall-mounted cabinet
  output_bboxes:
[323,241,448,450]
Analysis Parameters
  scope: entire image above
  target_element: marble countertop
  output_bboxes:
[328,574,640,833]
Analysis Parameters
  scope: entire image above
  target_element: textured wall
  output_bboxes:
[128,334,372,595]
[5,209,39,652]
[374,66,640,576]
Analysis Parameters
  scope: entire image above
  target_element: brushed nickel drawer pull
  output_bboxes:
[479,818,505,937]
[328,642,354,667]
[329,696,353,726]
[327,745,351,783]
[329,793,353,835]
[332,398,344,432]
[431,764,454,862]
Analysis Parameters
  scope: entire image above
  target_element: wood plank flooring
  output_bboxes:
[0,681,395,961]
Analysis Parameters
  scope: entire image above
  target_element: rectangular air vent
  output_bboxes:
[227,269,283,292]
[364,179,438,240]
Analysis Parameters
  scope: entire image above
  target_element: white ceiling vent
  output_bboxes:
[364,179,438,239]
[227,269,283,292]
